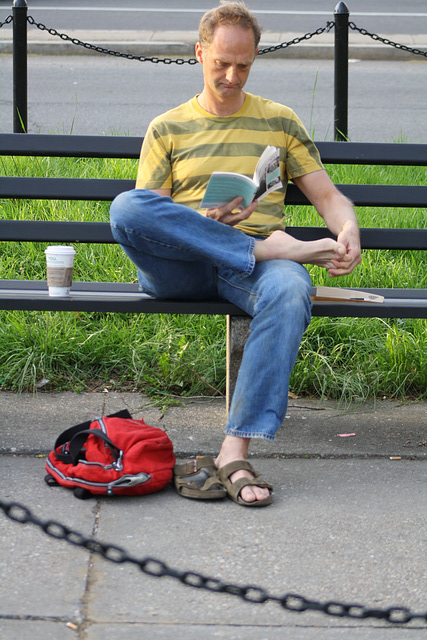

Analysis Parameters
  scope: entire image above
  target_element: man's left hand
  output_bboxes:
[328,221,362,277]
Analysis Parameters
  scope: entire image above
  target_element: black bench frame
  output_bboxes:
[1,133,426,399]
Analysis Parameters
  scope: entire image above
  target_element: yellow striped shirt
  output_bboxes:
[136,93,323,236]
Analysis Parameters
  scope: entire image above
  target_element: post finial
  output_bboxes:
[334,2,349,14]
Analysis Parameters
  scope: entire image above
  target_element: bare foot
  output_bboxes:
[253,230,350,269]
[215,436,271,504]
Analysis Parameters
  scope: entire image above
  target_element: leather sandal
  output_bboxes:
[217,460,273,507]
[173,456,227,500]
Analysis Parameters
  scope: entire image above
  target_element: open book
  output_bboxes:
[311,286,384,303]
[200,145,282,210]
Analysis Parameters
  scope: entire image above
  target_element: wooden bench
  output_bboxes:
[1,133,426,401]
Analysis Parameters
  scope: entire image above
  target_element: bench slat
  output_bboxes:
[0,177,135,201]
[316,141,427,166]
[1,177,426,208]
[1,220,426,250]
[0,133,142,159]
[1,134,426,166]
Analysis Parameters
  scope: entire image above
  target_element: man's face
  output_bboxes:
[196,25,258,104]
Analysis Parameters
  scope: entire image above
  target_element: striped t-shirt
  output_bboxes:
[136,93,323,236]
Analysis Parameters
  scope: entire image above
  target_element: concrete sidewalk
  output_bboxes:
[0,391,426,638]
[0,27,426,60]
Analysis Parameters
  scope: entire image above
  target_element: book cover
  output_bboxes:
[311,286,384,303]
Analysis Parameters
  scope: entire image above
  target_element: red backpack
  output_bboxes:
[45,410,175,499]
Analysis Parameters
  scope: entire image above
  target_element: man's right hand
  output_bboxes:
[205,196,258,226]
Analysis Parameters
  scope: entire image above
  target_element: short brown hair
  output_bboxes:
[199,1,262,50]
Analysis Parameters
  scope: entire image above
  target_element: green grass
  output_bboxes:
[0,154,426,401]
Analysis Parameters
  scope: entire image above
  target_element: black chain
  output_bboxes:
[23,16,336,64]
[2,16,425,61]
[26,16,198,65]
[24,17,335,64]
[349,22,427,58]
[257,22,335,56]
[1,499,426,625]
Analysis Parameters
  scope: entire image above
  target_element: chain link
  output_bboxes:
[349,22,427,58]
[257,22,335,56]
[0,14,13,29]
[1,499,426,625]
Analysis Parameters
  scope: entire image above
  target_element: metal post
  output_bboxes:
[334,1,349,141]
[13,0,28,133]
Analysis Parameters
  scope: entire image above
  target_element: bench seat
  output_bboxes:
[1,281,425,319]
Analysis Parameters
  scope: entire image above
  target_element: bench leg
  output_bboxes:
[226,315,251,412]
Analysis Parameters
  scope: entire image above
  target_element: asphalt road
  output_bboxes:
[1,0,427,35]
[0,54,426,142]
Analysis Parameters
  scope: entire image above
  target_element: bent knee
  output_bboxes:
[110,189,169,227]
[109,190,134,226]
[257,263,312,316]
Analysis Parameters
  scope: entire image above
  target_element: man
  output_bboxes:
[110,1,361,507]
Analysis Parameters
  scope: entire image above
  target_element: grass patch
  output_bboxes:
[0,154,426,400]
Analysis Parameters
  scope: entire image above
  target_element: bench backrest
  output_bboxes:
[1,134,426,252]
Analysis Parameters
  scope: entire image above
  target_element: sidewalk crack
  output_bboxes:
[78,500,102,639]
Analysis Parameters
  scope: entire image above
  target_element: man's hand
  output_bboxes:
[293,171,362,278]
[328,221,362,278]
[205,196,258,226]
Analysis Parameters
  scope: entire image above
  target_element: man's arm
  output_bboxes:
[293,170,362,277]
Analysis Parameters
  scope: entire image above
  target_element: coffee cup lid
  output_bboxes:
[45,245,76,255]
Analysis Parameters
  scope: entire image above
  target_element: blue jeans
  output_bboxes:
[110,189,312,441]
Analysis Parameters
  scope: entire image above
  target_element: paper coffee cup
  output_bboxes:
[45,246,76,296]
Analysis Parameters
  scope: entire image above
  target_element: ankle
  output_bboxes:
[216,436,250,468]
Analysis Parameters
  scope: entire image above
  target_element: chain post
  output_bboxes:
[13,0,28,133]
[334,1,349,141]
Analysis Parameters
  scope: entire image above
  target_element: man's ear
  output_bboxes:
[195,42,203,64]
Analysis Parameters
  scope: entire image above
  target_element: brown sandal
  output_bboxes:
[217,460,273,507]
[173,456,227,500]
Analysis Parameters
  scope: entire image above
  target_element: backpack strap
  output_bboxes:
[53,409,131,466]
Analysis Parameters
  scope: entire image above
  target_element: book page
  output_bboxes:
[253,146,282,201]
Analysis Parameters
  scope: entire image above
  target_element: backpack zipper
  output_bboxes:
[97,417,124,472]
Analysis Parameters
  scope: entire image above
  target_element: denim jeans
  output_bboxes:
[110,189,312,441]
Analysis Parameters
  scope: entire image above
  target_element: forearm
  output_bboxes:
[293,170,358,233]
[319,190,359,237]
[293,171,361,276]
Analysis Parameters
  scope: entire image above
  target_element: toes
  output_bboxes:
[240,484,270,504]
[240,485,257,503]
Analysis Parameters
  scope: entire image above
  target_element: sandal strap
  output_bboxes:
[175,474,222,492]
[174,456,216,477]
[217,460,257,482]
[230,476,273,495]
